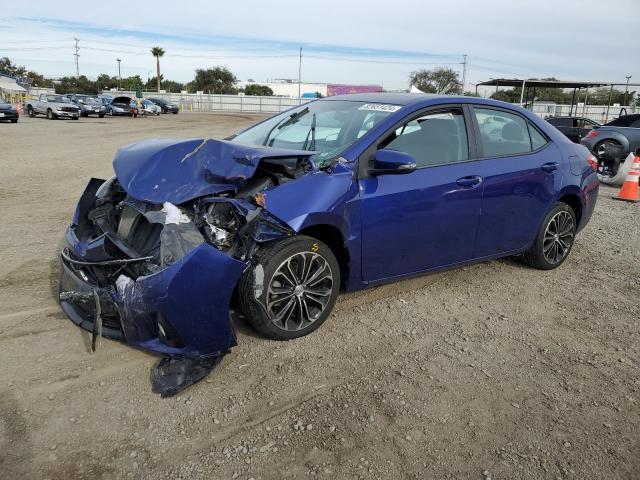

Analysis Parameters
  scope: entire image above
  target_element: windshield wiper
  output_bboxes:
[264,107,310,147]
[302,113,317,151]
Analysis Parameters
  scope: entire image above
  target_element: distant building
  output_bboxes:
[236,79,383,98]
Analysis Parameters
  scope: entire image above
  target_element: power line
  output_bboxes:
[305,54,461,66]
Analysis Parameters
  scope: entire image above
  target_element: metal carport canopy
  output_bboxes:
[0,77,27,92]
[475,79,611,89]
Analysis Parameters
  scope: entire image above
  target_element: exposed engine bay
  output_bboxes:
[70,153,312,280]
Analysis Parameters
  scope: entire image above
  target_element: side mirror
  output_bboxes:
[370,149,417,175]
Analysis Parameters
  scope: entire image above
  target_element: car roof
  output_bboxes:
[321,92,515,109]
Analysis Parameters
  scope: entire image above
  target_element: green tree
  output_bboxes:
[150,46,165,93]
[409,68,462,94]
[54,75,99,95]
[187,67,237,94]
[243,84,274,96]
[145,75,185,93]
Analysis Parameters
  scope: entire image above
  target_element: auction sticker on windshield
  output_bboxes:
[358,103,402,113]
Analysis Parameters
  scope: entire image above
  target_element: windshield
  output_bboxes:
[0,95,6,103]
[47,95,71,103]
[232,100,400,164]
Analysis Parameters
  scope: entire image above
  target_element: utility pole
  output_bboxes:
[74,38,80,77]
[117,58,122,91]
[298,47,302,100]
[624,75,632,106]
[460,54,467,94]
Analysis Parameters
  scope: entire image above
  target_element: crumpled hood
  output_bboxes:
[113,138,315,204]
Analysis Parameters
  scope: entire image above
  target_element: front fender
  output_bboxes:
[261,165,355,235]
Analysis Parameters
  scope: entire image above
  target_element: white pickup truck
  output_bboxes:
[25,94,80,120]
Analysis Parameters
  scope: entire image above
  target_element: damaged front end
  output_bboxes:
[59,175,294,394]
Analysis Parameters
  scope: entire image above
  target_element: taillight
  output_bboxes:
[587,154,598,171]
[585,130,599,139]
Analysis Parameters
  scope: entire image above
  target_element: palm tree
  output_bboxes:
[150,46,165,93]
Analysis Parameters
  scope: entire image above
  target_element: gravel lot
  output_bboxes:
[1,113,638,480]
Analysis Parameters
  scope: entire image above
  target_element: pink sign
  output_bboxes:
[327,84,383,96]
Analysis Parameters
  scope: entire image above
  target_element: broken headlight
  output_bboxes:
[201,202,239,250]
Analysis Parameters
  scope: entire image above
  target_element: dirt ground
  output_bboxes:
[1,113,638,480]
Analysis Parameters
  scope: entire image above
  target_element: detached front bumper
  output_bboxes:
[59,179,248,358]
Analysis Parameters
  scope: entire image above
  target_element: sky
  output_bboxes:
[1,0,639,93]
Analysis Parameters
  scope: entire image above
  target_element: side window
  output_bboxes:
[381,109,469,167]
[630,119,640,128]
[528,124,549,150]
[474,108,544,157]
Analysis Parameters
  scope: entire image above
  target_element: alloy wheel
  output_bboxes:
[266,252,334,331]
[543,211,575,264]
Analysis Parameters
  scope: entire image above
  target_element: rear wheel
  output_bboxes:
[521,203,576,270]
[595,139,621,160]
[10,119,17,123]
[238,236,340,340]
[27,106,35,117]
[99,114,105,118]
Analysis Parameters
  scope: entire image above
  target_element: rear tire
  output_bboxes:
[594,139,621,160]
[521,202,576,270]
[10,119,17,123]
[238,236,340,340]
[27,106,35,117]
[99,114,105,118]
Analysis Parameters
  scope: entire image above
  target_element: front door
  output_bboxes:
[359,106,483,282]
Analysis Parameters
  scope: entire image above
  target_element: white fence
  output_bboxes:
[101,90,637,122]
[530,103,637,124]
[103,90,309,114]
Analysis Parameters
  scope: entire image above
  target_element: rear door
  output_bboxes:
[359,105,483,281]
[471,106,560,257]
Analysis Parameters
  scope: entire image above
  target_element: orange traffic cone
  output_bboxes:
[613,154,640,202]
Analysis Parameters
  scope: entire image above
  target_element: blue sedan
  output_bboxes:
[59,93,599,369]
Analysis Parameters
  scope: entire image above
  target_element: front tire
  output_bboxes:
[238,236,340,340]
[522,203,576,270]
[46,109,55,120]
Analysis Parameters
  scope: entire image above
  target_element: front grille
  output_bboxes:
[61,107,78,113]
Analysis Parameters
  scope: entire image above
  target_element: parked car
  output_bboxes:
[147,97,179,114]
[25,94,80,120]
[0,95,19,123]
[140,99,161,116]
[59,94,598,366]
[580,114,640,178]
[108,96,134,116]
[66,94,106,118]
[546,116,600,143]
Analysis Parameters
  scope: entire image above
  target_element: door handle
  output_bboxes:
[541,162,559,172]
[456,175,483,187]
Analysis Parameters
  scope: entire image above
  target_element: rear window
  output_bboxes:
[548,117,572,127]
